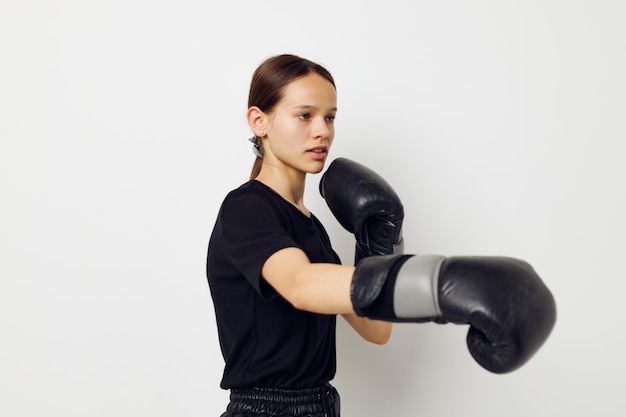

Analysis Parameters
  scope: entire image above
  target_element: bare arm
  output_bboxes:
[262,247,392,344]
[262,247,354,314]
[341,313,392,345]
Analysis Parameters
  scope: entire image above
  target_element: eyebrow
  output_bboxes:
[292,104,338,112]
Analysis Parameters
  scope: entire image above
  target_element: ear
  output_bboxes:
[247,106,266,137]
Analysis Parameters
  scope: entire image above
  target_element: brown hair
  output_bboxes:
[247,54,336,179]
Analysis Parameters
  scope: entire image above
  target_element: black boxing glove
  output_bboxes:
[320,158,404,264]
[351,254,557,373]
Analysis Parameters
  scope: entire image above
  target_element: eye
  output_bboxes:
[326,114,336,123]
[298,113,311,120]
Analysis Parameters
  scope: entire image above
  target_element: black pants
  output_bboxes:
[220,383,340,417]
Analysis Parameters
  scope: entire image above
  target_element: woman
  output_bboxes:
[206,54,392,417]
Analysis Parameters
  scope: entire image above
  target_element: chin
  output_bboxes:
[307,162,327,174]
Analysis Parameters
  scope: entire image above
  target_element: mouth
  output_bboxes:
[307,147,328,160]
[307,147,328,154]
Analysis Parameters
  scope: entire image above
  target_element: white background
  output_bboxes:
[1,1,625,416]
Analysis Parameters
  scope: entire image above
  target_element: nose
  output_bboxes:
[313,117,333,140]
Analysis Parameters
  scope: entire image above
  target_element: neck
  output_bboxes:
[255,164,308,215]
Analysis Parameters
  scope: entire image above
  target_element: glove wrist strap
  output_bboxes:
[393,254,445,319]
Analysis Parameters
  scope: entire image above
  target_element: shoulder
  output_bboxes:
[222,181,278,210]
[218,181,285,224]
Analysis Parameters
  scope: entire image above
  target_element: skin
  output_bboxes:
[246,73,392,345]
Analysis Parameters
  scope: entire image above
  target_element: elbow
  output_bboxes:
[365,323,393,345]
[371,332,392,346]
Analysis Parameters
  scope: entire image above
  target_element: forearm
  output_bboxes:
[262,247,393,343]
[342,313,392,345]
[262,247,356,315]
[289,262,356,315]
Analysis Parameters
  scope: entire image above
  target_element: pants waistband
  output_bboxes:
[226,383,339,417]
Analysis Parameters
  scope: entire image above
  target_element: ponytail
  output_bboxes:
[250,157,263,180]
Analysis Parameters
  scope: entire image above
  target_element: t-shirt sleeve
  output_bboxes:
[219,191,300,298]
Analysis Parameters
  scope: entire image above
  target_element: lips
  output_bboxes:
[307,146,328,160]
[307,147,328,154]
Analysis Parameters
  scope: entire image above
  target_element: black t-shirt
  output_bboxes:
[206,180,342,390]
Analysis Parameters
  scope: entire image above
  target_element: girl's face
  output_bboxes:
[262,73,337,176]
